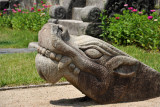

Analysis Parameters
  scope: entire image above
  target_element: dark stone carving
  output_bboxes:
[81,6,101,22]
[104,0,155,16]
[0,0,20,11]
[36,23,160,104]
[86,23,102,37]
[49,5,66,19]
[0,0,9,10]
[50,0,86,19]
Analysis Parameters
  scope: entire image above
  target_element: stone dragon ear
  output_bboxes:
[106,56,139,78]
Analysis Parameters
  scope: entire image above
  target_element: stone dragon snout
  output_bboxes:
[36,23,160,104]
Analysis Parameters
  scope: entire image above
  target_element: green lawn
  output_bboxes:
[0,52,67,87]
[0,28,159,87]
[115,45,160,72]
[0,46,159,87]
[0,27,38,48]
[0,52,45,87]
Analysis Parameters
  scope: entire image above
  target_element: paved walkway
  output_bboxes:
[0,42,38,54]
[0,84,160,107]
[0,48,36,54]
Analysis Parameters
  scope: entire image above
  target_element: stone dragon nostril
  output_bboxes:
[74,68,80,75]
[69,63,76,70]
[57,26,63,38]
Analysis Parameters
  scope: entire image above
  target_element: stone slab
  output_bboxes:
[86,0,106,10]
[48,19,102,36]
[72,7,83,20]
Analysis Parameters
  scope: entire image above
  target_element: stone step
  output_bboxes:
[72,7,83,21]
[86,0,106,10]
[48,19,102,37]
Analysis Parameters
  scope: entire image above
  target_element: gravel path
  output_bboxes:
[0,85,160,107]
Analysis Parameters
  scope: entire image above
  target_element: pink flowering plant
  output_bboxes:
[100,8,160,50]
[0,0,51,31]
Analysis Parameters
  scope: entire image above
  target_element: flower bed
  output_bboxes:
[0,1,51,31]
[100,4,160,51]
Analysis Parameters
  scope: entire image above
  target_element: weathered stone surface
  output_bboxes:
[49,5,66,19]
[28,42,38,49]
[81,6,101,22]
[86,0,106,10]
[48,19,102,37]
[35,23,160,104]
[57,0,86,19]
[72,7,83,20]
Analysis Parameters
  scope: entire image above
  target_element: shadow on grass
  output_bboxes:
[50,96,98,106]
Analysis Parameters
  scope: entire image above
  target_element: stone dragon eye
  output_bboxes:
[84,48,102,59]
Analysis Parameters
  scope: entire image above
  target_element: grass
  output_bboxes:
[0,27,38,48]
[0,52,45,87]
[0,52,66,87]
[114,45,160,72]
[0,28,159,87]
[0,46,159,87]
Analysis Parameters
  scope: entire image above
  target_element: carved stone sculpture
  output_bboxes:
[47,0,155,38]
[35,23,160,104]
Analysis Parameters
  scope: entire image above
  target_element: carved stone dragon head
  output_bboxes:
[35,23,160,104]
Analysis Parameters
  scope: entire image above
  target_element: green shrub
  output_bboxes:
[11,11,49,31]
[0,1,50,32]
[0,14,12,28]
[100,9,160,51]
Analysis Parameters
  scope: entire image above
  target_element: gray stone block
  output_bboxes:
[86,0,106,10]
[48,19,102,37]
[72,7,83,20]
[49,5,66,19]
[81,6,101,22]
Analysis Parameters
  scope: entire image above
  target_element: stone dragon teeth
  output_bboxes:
[55,54,62,61]
[50,52,56,60]
[37,45,80,76]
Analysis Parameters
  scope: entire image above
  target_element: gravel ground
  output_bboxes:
[0,85,160,107]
